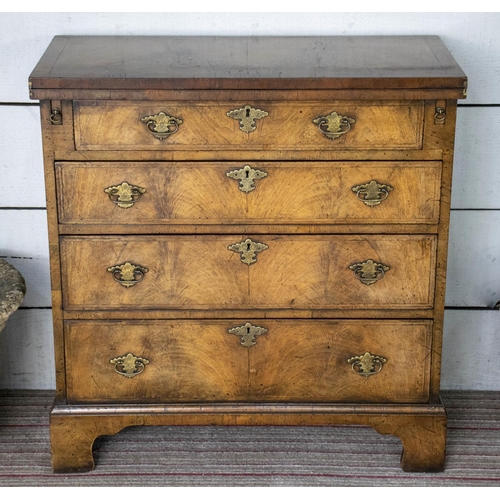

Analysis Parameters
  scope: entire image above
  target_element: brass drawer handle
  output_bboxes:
[352,180,393,207]
[226,105,269,133]
[228,238,268,265]
[110,353,150,378]
[107,261,149,287]
[227,165,268,193]
[104,181,146,208]
[228,322,268,347]
[347,352,387,377]
[140,111,183,140]
[349,259,389,286]
[313,111,355,140]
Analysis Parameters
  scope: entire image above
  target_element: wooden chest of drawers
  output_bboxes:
[29,36,467,473]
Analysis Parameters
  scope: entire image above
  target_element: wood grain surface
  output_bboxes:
[64,319,432,404]
[60,235,437,310]
[73,100,424,151]
[29,36,466,93]
[56,161,441,225]
[48,406,447,473]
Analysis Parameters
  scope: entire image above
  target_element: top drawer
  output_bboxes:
[73,100,424,151]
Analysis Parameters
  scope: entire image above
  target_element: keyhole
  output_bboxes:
[245,169,249,178]
[246,107,251,117]
[247,326,250,334]
[247,242,251,251]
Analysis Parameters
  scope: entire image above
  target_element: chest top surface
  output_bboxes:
[29,35,467,95]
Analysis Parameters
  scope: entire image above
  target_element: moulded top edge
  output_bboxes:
[29,35,467,96]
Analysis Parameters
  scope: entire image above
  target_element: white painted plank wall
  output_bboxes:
[0,310,55,390]
[0,106,45,207]
[1,12,499,390]
[453,108,500,209]
[442,310,500,391]
[0,211,50,308]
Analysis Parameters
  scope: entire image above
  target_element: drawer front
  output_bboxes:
[60,235,436,310]
[73,100,424,151]
[57,161,441,225]
[65,320,432,404]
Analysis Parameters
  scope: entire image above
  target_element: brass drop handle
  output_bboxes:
[228,322,268,347]
[140,111,183,140]
[107,261,149,287]
[104,181,146,208]
[349,259,389,285]
[347,352,387,377]
[228,238,269,265]
[227,165,268,193]
[352,180,393,207]
[313,111,355,140]
[110,353,150,378]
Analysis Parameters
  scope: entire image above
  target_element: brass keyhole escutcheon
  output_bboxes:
[228,238,269,265]
[104,181,146,208]
[226,165,268,193]
[352,180,393,207]
[226,105,269,133]
[347,352,387,377]
[228,322,268,347]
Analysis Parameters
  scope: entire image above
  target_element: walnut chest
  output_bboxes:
[29,36,467,472]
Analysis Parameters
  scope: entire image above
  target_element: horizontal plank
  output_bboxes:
[0,210,50,307]
[0,309,497,391]
[442,310,500,391]
[0,309,55,390]
[451,107,500,209]
[447,211,500,307]
[1,12,498,103]
[0,105,45,208]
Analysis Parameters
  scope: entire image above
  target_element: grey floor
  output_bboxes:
[0,390,499,486]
